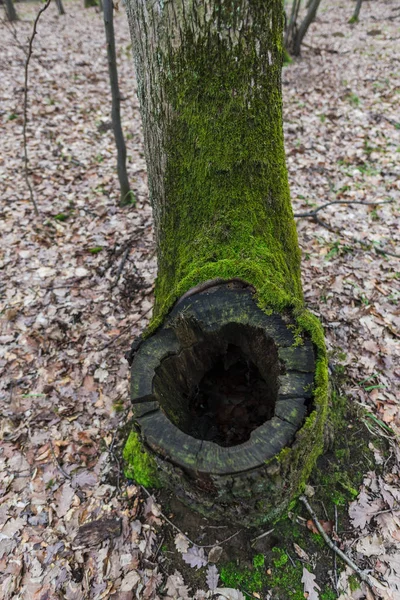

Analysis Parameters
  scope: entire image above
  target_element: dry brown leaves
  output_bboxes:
[0,0,399,598]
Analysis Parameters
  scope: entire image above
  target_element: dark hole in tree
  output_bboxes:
[189,344,275,446]
[153,321,281,448]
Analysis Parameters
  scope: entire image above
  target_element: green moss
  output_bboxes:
[349,574,360,592]
[123,431,161,488]
[253,554,265,568]
[131,1,330,522]
[88,246,103,254]
[272,548,289,568]
[220,547,336,600]
[321,590,338,600]
[144,1,303,333]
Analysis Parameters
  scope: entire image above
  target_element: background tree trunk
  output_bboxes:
[290,0,322,56]
[285,0,302,51]
[103,0,132,205]
[5,0,18,22]
[350,0,363,23]
[124,0,328,524]
[55,0,65,16]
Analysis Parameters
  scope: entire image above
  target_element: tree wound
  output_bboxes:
[130,288,316,477]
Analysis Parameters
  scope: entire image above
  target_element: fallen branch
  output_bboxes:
[293,198,393,219]
[375,247,400,259]
[23,0,52,216]
[299,495,387,594]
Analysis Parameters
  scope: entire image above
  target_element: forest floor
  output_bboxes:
[0,0,399,598]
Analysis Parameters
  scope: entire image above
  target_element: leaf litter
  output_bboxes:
[0,0,399,598]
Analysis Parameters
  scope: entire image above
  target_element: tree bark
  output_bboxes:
[124,0,329,524]
[5,0,18,22]
[103,0,133,205]
[350,0,363,23]
[55,0,65,15]
[285,0,302,50]
[291,0,322,56]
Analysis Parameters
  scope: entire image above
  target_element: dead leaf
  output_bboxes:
[302,567,321,600]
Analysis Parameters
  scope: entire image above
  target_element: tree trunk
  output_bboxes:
[291,0,322,56]
[55,0,65,15]
[124,0,329,525]
[349,0,363,23]
[103,0,133,205]
[285,0,302,50]
[5,0,18,22]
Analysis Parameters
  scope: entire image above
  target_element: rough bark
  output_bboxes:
[4,0,18,22]
[55,0,66,15]
[124,0,329,524]
[103,0,133,205]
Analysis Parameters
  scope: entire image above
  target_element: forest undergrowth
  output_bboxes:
[0,0,399,598]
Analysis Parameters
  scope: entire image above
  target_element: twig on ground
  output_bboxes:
[140,485,241,550]
[114,246,131,286]
[299,495,386,594]
[287,551,297,568]
[375,247,400,259]
[96,304,153,352]
[250,528,275,545]
[333,505,338,591]
[294,199,399,258]
[293,198,393,219]
[49,440,72,480]
[23,0,52,216]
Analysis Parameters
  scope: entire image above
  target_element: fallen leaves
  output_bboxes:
[301,567,321,600]
[0,0,399,598]
[182,545,208,570]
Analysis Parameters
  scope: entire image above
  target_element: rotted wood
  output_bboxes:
[130,287,316,479]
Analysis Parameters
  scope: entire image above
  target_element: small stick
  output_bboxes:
[375,247,400,259]
[96,305,153,352]
[333,505,338,591]
[49,440,72,480]
[140,486,241,549]
[287,551,296,568]
[23,0,52,216]
[299,495,385,593]
[114,246,130,286]
[250,528,275,544]
[293,198,393,219]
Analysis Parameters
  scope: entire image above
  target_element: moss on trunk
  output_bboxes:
[124,0,329,524]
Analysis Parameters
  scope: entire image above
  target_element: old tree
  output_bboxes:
[123,0,329,526]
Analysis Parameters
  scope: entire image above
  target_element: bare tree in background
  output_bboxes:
[285,0,322,56]
[4,0,18,22]
[55,0,66,15]
[349,0,363,23]
[103,0,134,206]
